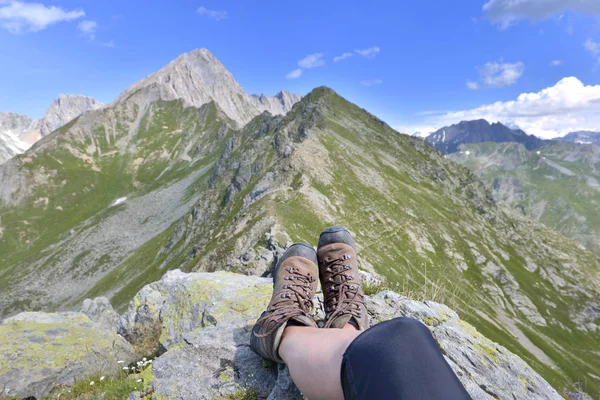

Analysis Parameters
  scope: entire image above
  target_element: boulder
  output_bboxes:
[119,270,561,400]
[0,305,135,399]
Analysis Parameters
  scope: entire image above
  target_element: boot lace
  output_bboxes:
[323,254,364,323]
[255,266,316,337]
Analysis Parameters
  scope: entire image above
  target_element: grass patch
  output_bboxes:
[40,373,143,400]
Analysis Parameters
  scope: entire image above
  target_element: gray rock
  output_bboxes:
[80,296,120,332]
[0,310,135,399]
[120,270,560,400]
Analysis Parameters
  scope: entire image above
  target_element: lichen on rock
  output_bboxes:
[0,307,135,399]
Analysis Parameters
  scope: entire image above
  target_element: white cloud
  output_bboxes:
[298,53,325,69]
[333,52,354,62]
[286,68,302,79]
[550,60,563,66]
[483,0,600,28]
[197,6,227,21]
[424,77,600,139]
[466,81,480,90]
[77,19,96,40]
[100,40,115,48]
[283,52,325,79]
[467,60,524,89]
[393,124,437,137]
[584,38,600,62]
[0,0,84,33]
[361,79,382,87]
[355,46,380,59]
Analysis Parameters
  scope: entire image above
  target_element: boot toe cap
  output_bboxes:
[318,226,355,249]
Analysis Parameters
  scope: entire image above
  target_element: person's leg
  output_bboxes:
[280,318,471,400]
[340,317,471,400]
[279,324,360,400]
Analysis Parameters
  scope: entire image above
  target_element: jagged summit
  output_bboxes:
[251,89,302,116]
[116,48,302,127]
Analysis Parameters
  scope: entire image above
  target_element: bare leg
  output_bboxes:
[279,325,360,400]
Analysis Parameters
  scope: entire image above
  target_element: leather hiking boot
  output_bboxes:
[250,242,319,363]
[317,226,369,330]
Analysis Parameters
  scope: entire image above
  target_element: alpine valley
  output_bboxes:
[1,49,599,398]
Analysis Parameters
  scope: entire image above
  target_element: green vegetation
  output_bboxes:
[40,374,143,400]
[217,387,259,400]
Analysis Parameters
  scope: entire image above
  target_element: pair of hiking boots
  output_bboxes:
[250,226,369,363]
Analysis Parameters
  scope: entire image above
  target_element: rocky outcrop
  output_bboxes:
[39,94,103,137]
[0,307,135,399]
[118,270,560,400]
[115,48,301,127]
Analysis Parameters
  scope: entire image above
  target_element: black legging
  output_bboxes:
[341,317,472,399]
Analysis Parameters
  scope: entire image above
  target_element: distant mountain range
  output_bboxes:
[419,120,600,155]
[425,119,550,153]
[0,95,103,165]
[0,49,302,166]
[450,141,600,256]
[556,131,600,146]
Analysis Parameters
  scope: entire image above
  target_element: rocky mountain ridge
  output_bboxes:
[426,119,549,154]
[0,51,598,397]
[0,269,565,399]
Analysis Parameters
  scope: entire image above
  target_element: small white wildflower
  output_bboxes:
[117,360,125,364]
[100,376,105,381]
[90,381,95,386]
[136,379,142,383]
[149,360,153,363]
[142,357,147,361]
[122,367,128,370]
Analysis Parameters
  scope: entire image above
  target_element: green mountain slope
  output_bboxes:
[450,141,600,255]
[0,87,599,396]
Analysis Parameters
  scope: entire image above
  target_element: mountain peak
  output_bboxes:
[116,49,302,127]
[39,94,103,137]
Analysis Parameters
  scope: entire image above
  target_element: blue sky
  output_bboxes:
[1,0,600,138]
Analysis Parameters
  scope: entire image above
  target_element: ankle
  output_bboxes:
[343,323,359,331]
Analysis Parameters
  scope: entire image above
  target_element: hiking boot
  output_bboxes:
[317,226,369,330]
[250,242,319,363]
